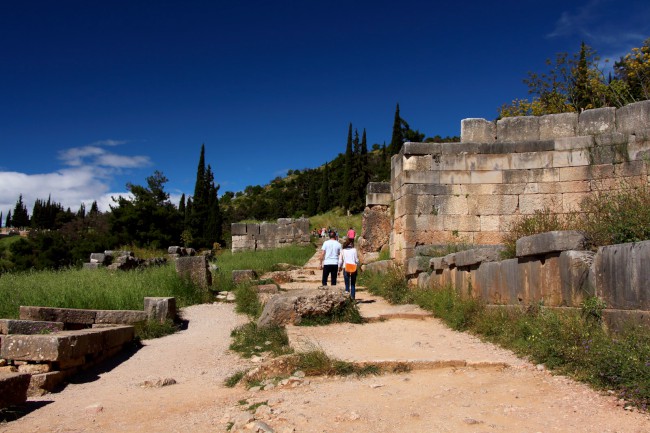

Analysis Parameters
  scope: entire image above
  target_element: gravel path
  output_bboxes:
[2,253,650,432]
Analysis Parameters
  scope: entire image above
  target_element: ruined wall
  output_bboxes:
[231,218,310,253]
[413,233,650,328]
[388,101,650,265]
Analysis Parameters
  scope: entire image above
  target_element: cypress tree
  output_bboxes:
[190,145,209,246]
[178,193,186,228]
[342,123,353,210]
[306,171,319,216]
[12,194,29,228]
[388,103,403,155]
[359,128,369,208]
[89,201,99,216]
[5,211,11,228]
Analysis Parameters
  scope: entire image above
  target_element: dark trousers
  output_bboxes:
[321,264,338,286]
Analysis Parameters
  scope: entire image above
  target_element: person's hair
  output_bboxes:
[343,238,354,248]
[329,231,336,239]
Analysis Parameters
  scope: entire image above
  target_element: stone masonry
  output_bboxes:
[231,218,311,253]
[380,101,650,265]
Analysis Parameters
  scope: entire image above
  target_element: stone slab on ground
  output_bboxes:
[0,372,31,409]
[355,292,432,321]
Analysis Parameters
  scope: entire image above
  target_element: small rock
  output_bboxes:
[370,384,383,389]
[293,370,305,378]
[251,356,263,363]
[348,411,361,421]
[249,386,262,392]
[255,404,273,417]
[85,403,104,414]
[226,292,237,302]
[263,383,276,391]
[536,364,545,371]
[250,420,274,432]
[463,418,482,425]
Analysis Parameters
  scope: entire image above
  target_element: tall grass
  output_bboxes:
[0,263,210,319]
[213,245,315,292]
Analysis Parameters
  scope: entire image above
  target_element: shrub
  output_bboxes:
[501,207,576,258]
[578,182,650,246]
[229,322,292,358]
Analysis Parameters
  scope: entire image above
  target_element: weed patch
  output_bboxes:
[229,322,293,358]
[298,299,363,326]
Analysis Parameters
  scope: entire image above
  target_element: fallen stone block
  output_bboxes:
[455,246,505,268]
[144,297,177,323]
[0,319,64,335]
[175,256,212,289]
[83,263,103,270]
[363,260,394,274]
[257,288,348,328]
[0,372,31,409]
[19,306,97,325]
[95,310,147,325]
[516,231,587,257]
[28,371,66,396]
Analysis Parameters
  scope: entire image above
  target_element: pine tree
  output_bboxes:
[89,201,99,216]
[76,203,86,219]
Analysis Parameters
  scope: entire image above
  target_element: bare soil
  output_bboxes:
[2,254,649,433]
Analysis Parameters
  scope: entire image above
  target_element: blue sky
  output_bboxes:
[1,0,649,219]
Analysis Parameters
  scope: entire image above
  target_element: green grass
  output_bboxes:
[213,245,315,293]
[0,263,210,319]
[295,349,380,377]
[229,322,293,358]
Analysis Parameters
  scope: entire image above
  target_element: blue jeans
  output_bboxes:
[343,270,357,299]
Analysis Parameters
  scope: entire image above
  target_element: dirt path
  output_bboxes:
[2,252,649,433]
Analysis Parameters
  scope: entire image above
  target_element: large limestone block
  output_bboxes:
[95,310,147,325]
[559,251,595,307]
[144,297,177,323]
[454,246,505,268]
[367,182,391,194]
[257,288,348,328]
[0,319,63,335]
[89,252,106,264]
[496,116,540,143]
[616,100,650,134]
[593,240,650,310]
[406,256,429,277]
[175,256,212,289]
[554,135,595,151]
[552,149,591,168]
[366,192,392,206]
[518,193,562,215]
[509,151,553,170]
[516,231,587,257]
[539,112,578,139]
[475,261,507,304]
[503,168,560,184]
[439,170,471,184]
[19,306,97,325]
[470,170,503,184]
[363,260,394,274]
[231,223,248,236]
[403,155,433,171]
[0,372,31,409]
[461,118,496,143]
[578,107,616,135]
[468,195,518,216]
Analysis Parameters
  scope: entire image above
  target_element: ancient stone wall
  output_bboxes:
[385,101,650,265]
[231,218,311,253]
[411,233,650,329]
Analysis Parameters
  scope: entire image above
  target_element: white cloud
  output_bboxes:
[0,139,153,222]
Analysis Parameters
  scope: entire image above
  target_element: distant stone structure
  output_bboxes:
[363,101,650,265]
[231,218,310,253]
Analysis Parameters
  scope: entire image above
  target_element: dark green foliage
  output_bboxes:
[361,267,414,305]
[110,170,182,249]
[224,370,248,388]
[133,319,180,340]
[11,194,30,228]
[318,162,331,213]
[388,103,403,155]
[233,283,263,318]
